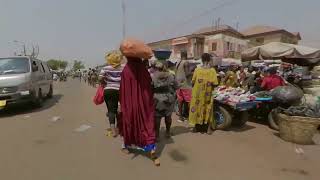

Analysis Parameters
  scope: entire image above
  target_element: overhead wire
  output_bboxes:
[145,0,241,41]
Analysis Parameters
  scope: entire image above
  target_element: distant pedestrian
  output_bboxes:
[79,71,82,82]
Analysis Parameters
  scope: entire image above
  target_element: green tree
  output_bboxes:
[72,60,85,71]
[47,59,68,70]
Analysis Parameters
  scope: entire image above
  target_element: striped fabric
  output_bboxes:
[99,65,124,90]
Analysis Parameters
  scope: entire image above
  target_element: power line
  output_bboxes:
[145,0,241,41]
[172,0,239,30]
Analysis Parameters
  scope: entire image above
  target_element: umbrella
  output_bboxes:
[241,42,320,66]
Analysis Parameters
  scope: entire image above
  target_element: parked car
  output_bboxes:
[0,56,53,109]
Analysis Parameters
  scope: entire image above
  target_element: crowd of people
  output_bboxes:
[79,68,99,87]
[97,39,289,166]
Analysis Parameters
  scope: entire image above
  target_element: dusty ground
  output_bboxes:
[0,79,319,180]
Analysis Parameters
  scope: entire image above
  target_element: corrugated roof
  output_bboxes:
[241,25,281,36]
[241,25,301,40]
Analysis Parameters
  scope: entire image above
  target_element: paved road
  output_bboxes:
[0,79,319,180]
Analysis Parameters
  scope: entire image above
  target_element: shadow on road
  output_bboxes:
[228,124,256,132]
[0,94,63,117]
[129,126,190,162]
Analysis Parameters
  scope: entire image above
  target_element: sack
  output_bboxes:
[93,85,105,105]
[120,38,153,59]
[270,86,303,105]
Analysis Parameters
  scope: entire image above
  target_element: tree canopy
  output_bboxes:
[47,59,68,70]
[72,60,85,71]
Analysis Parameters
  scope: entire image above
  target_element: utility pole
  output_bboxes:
[122,0,126,39]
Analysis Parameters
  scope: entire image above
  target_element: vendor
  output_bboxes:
[223,64,239,87]
[261,67,286,91]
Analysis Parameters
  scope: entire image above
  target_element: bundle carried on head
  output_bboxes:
[120,38,153,60]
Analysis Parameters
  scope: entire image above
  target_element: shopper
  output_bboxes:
[99,51,124,137]
[152,61,178,141]
[189,53,218,134]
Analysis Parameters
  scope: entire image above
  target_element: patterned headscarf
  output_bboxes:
[105,51,123,68]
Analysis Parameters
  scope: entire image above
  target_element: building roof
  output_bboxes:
[241,25,301,40]
[193,25,243,37]
[148,25,301,45]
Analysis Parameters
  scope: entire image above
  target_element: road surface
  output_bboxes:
[0,79,319,180]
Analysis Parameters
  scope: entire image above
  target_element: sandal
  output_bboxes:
[150,150,160,166]
[121,148,130,155]
[111,126,118,138]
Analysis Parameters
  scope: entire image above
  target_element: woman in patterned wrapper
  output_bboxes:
[189,53,219,134]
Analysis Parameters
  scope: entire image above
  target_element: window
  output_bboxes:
[211,42,217,51]
[32,60,39,72]
[227,42,234,51]
[238,44,242,52]
[0,57,30,75]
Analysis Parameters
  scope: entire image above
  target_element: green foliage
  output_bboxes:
[72,60,85,71]
[47,59,68,70]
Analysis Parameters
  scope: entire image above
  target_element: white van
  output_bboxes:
[0,56,53,109]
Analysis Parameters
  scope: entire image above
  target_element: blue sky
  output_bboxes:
[0,0,319,67]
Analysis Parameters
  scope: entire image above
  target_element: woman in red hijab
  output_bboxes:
[119,39,159,166]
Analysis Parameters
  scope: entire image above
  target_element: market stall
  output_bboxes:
[213,86,262,129]
[241,42,320,66]
[241,42,320,137]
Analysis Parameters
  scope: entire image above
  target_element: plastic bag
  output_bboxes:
[270,86,303,105]
[120,38,153,59]
[93,85,105,105]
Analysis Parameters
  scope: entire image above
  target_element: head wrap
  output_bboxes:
[105,51,122,68]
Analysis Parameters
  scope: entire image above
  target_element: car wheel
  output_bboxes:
[34,89,43,108]
[47,84,53,98]
[215,106,232,130]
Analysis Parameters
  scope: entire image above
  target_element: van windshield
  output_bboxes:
[0,57,30,75]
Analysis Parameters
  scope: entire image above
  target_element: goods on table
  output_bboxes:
[214,86,253,105]
[278,113,320,145]
[253,91,271,98]
[270,86,303,105]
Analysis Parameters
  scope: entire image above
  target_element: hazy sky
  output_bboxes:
[0,0,319,67]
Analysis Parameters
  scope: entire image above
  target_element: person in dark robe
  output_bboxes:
[119,57,160,166]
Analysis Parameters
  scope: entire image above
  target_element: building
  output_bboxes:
[148,25,301,60]
[241,25,301,47]
[193,25,247,59]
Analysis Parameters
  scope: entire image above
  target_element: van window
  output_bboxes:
[0,57,30,75]
[32,60,39,72]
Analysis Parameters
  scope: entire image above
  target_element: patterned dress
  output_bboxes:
[189,67,218,126]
